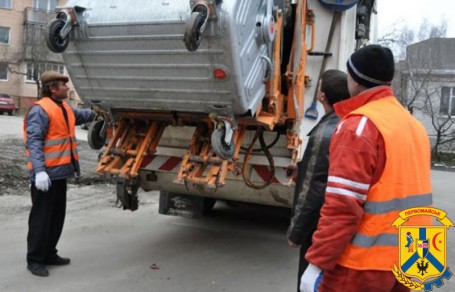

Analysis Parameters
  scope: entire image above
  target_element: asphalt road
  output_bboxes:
[0,114,454,292]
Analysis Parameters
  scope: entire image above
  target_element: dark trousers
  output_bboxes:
[297,240,311,292]
[27,179,67,265]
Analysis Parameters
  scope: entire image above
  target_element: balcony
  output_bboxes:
[24,7,56,24]
[23,8,63,63]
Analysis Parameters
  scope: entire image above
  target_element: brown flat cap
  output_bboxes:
[40,71,69,84]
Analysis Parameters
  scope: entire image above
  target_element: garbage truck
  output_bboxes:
[45,0,377,216]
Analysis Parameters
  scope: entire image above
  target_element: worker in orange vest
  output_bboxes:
[24,71,96,277]
[300,45,432,292]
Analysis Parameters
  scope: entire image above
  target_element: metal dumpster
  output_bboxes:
[52,0,277,117]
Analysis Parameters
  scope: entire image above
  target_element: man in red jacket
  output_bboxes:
[300,45,432,292]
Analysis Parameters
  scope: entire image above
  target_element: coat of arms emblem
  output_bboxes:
[392,207,453,291]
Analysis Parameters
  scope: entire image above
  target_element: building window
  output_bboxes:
[0,0,12,9]
[33,0,56,11]
[0,63,8,81]
[48,63,65,74]
[440,87,455,116]
[0,27,10,44]
[26,63,39,82]
[26,63,65,81]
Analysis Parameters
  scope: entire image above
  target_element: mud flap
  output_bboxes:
[159,191,215,218]
[116,181,139,211]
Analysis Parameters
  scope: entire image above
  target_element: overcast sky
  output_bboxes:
[376,0,455,38]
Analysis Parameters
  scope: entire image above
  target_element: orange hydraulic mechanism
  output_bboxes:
[96,117,167,211]
[97,118,166,179]
[175,123,246,191]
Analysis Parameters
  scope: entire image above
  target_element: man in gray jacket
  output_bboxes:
[287,70,350,291]
[24,71,96,277]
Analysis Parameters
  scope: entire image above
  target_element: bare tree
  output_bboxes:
[418,18,447,41]
[21,23,51,99]
[378,18,447,60]
[378,23,414,60]
[0,42,23,79]
[420,86,455,162]
[399,41,455,162]
[398,51,433,111]
[2,21,57,100]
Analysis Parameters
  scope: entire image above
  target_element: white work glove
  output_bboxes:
[300,263,323,292]
[35,171,51,192]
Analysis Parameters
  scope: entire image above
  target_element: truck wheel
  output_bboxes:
[158,191,171,215]
[184,11,205,51]
[211,127,235,160]
[8,111,13,116]
[46,18,69,53]
[87,120,106,150]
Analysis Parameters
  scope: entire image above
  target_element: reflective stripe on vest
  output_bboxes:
[44,137,73,147]
[364,193,433,215]
[352,233,398,248]
[337,96,432,271]
[24,97,78,170]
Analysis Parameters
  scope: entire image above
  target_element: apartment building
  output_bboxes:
[0,0,79,111]
[393,38,455,154]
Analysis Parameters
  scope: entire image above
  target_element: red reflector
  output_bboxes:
[214,68,227,80]
[270,23,275,34]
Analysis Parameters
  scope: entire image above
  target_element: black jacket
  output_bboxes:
[287,110,340,245]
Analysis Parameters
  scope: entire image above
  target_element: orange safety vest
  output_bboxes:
[24,97,79,170]
[337,96,432,271]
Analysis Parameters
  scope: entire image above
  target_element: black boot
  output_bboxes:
[45,255,70,265]
[27,263,49,277]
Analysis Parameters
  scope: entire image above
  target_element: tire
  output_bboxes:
[87,120,106,150]
[183,12,205,52]
[211,127,235,160]
[45,18,69,53]
[7,111,13,116]
[158,191,171,215]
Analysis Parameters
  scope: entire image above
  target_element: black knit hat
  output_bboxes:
[346,44,395,88]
